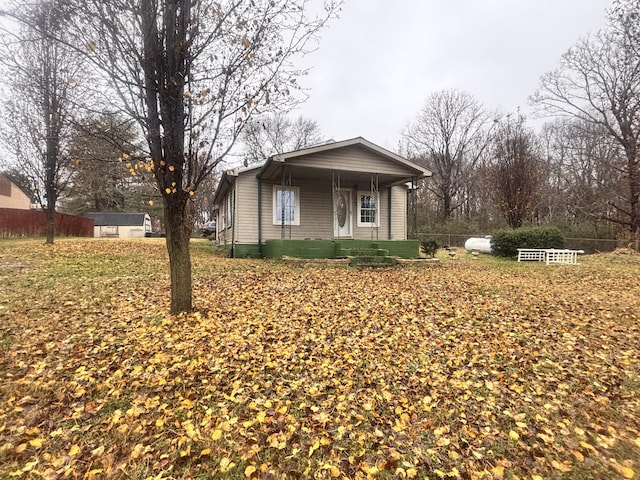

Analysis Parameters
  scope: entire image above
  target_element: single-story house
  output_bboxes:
[84,212,152,238]
[213,137,432,259]
[0,174,32,210]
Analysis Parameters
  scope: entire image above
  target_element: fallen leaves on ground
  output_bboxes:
[0,239,638,479]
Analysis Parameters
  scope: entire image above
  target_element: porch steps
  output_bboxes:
[338,243,398,267]
[349,255,397,268]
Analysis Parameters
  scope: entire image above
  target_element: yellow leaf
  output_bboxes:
[130,443,144,459]
[29,438,45,448]
[91,445,105,457]
[618,466,635,479]
[220,457,235,472]
[308,438,320,457]
[551,460,572,472]
[22,461,38,472]
[211,429,223,440]
[406,467,418,478]
[244,465,256,477]
[531,476,543,480]
[86,469,103,480]
[491,465,505,478]
[15,443,27,453]
[69,444,81,456]
[509,430,520,441]
[200,448,211,457]
[572,450,584,462]
[436,437,450,446]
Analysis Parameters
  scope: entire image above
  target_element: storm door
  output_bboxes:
[333,189,352,238]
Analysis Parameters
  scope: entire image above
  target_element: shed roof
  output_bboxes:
[84,212,149,226]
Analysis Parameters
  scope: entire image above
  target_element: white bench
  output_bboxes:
[517,248,584,265]
[544,249,584,265]
[517,249,547,262]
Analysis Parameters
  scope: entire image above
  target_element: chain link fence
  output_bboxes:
[418,233,624,254]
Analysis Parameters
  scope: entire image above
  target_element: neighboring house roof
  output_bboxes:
[213,137,431,203]
[0,174,32,210]
[84,212,149,226]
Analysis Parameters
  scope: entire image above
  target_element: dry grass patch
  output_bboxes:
[0,238,638,479]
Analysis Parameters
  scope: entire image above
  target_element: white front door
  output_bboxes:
[333,189,352,238]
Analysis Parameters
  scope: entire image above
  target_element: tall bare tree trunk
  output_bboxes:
[164,195,192,314]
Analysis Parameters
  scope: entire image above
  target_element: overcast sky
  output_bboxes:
[294,0,613,151]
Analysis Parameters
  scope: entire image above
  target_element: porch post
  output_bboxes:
[409,177,418,240]
[332,171,340,240]
[370,173,379,241]
[388,187,392,240]
[257,177,262,256]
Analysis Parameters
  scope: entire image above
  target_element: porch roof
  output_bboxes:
[256,137,431,187]
[213,137,431,203]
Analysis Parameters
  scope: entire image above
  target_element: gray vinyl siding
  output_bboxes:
[261,181,333,240]
[286,145,417,175]
[390,185,407,239]
[235,174,260,244]
[215,191,231,245]
[352,188,388,240]
[220,172,409,245]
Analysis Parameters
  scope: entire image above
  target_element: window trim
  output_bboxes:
[357,190,379,227]
[272,185,300,226]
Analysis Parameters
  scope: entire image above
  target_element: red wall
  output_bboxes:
[0,209,94,237]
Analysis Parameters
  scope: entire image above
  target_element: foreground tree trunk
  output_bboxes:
[164,195,192,314]
[51,0,340,314]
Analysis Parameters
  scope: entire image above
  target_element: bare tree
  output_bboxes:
[23,0,340,313]
[241,114,323,165]
[0,1,82,244]
[404,89,492,222]
[531,0,640,246]
[487,114,543,229]
[539,118,621,233]
[65,115,154,214]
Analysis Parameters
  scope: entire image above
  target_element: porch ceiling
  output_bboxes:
[258,163,415,187]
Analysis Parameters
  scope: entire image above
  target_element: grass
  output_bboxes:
[0,238,639,479]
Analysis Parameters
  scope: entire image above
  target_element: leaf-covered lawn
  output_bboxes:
[0,239,638,480]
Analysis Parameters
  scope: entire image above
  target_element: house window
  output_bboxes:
[224,193,232,228]
[357,191,378,227]
[273,186,300,225]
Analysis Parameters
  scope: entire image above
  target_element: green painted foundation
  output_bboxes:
[261,239,419,259]
[228,243,262,258]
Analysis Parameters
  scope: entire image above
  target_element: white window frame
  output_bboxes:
[272,185,300,226]
[357,191,379,227]
[222,192,232,230]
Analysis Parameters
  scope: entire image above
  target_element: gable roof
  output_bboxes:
[84,212,149,226]
[259,136,431,180]
[213,137,431,204]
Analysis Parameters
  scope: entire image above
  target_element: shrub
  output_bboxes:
[420,237,441,257]
[491,227,565,257]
